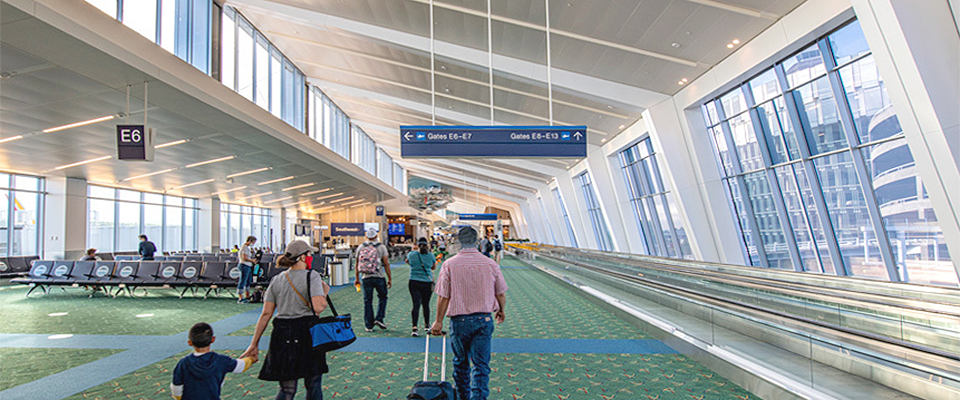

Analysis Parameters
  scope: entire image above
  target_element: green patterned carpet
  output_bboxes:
[0,348,125,390]
[67,349,755,400]
[0,286,259,336]
[231,259,649,340]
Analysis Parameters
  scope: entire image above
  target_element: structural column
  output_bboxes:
[851,0,960,277]
[43,177,87,260]
[199,197,220,253]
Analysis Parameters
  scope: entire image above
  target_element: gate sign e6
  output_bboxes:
[116,125,155,161]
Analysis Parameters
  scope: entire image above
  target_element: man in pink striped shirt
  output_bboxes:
[430,226,507,400]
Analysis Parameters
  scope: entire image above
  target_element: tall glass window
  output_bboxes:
[536,196,558,245]
[552,188,578,247]
[0,174,45,257]
[700,20,956,286]
[577,173,615,251]
[377,149,394,185]
[87,186,199,253]
[618,139,692,259]
[219,204,272,250]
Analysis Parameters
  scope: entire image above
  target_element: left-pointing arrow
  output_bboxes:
[404,132,412,141]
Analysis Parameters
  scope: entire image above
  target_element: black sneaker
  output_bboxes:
[411,327,419,337]
[374,321,388,330]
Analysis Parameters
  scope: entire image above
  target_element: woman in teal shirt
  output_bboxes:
[407,238,436,337]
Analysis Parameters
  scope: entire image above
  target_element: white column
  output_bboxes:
[43,177,87,260]
[198,197,220,253]
[851,0,960,277]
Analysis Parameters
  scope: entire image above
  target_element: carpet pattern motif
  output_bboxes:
[0,348,125,390]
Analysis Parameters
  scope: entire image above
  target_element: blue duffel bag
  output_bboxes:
[287,269,356,352]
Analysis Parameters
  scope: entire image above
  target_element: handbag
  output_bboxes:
[285,270,356,352]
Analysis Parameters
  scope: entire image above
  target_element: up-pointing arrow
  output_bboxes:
[573,131,584,140]
[404,131,412,141]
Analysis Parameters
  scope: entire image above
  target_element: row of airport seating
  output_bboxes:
[113,254,277,263]
[0,256,40,277]
[11,259,285,298]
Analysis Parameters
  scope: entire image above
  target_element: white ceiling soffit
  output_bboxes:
[0,2,400,210]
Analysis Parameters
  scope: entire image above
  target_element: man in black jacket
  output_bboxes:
[138,234,157,260]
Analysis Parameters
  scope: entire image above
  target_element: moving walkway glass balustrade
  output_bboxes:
[520,245,960,396]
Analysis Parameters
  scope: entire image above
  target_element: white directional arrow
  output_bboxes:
[404,131,412,141]
[573,131,584,140]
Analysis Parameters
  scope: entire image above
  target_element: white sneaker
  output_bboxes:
[411,327,419,337]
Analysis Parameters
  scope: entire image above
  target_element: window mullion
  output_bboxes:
[819,39,900,282]
[743,83,804,272]
[775,63,846,275]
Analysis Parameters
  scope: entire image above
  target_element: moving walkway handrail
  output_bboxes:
[529,251,960,386]
[554,247,960,318]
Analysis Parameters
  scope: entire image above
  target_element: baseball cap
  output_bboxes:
[283,240,318,258]
[365,228,379,239]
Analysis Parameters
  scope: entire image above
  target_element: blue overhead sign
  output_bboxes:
[400,126,587,158]
[459,213,498,221]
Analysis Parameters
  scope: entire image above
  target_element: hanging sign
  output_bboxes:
[400,126,587,158]
[116,125,155,161]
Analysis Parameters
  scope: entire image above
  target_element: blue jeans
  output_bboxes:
[450,312,494,400]
[237,264,253,294]
[361,277,388,329]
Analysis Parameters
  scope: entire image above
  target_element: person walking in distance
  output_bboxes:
[355,228,391,332]
[237,236,257,304]
[407,238,436,337]
[430,226,508,400]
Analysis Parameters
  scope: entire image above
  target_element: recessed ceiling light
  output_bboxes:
[606,105,613,109]
[43,115,115,133]
[671,42,681,48]
[330,196,356,203]
[237,191,272,200]
[121,168,175,182]
[156,139,187,148]
[300,188,331,196]
[601,138,607,142]
[282,182,315,191]
[185,156,235,168]
[726,43,734,48]
[54,155,111,171]
[169,179,215,191]
[732,39,740,44]
[317,192,343,200]
[682,78,688,82]
[0,135,24,144]
[618,125,625,129]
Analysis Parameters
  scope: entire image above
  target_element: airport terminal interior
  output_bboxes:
[0,0,958,399]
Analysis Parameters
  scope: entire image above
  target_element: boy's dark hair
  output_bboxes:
[189,322,214,348]
[139,234,148,240]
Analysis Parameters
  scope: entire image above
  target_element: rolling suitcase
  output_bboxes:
[407,333,456,400]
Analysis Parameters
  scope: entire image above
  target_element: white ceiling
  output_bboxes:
[231,0,805,203]
[0,3,401,212]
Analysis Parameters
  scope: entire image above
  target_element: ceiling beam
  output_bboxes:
[229,0,669,109]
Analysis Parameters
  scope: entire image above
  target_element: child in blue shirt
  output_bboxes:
[171,322,257,400]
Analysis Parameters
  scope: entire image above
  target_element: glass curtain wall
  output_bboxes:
[219,204,272,251]
[221,6,304,131]
[577,173,615,251]
[377,149,394,185]
[536,196,558,245]
[701,20,956,286]
[619,138,693,259]
[0,174,44,257]
[393,165,405,193]
[351,125,377,175]
[87,186,199,253]
[552,188,578,247]
[85,0,213,73]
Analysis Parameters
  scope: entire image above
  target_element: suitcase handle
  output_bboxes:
[423,332,447,382]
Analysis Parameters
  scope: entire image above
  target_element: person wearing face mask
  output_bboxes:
[406,237,436,337]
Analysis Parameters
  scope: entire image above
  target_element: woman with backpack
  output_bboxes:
[407,237,436,337]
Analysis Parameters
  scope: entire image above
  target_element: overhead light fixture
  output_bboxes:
[341,198,366,205]
[156,139,187,148]
[227,167,270,178]
[300,188,331,196]
[258,176,295,185]
[211,186,248,196]
[678,78,688,85]
[726,43,734,48]
[732,39,740,44]
[282,182,315,192]
[619,125,625,129]
[169,178,215,191]
[43,115,115,133]
[185,156,235,168]
[54,155,111,170]
[287,199,311,206]
[317,192,344,200]
[350,203,370,208]
[121,168,175,182]
[0,135,24,144]
[263,196,293,204]
[237,191,272,200]
[330,196,355,203]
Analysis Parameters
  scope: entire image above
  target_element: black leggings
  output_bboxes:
[409,280,433,327]
[276,375,322,400]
